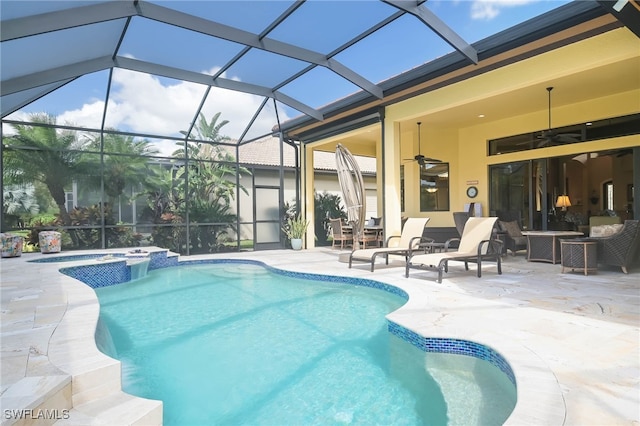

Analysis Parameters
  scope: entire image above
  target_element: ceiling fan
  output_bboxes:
[403,121,441,166]
[536,87,583,147]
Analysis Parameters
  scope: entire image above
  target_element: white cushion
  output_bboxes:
[590,224,623,238]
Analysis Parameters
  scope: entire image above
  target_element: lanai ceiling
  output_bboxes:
[1,1,637,150]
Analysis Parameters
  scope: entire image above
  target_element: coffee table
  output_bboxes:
[521,231,584,264]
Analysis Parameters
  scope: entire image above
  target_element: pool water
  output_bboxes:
[95,262,515,425]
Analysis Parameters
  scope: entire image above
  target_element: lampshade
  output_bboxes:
[555,195,572,210]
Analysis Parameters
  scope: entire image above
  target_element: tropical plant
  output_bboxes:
[151,212,186,253]
[3,113,90,228]
[173,113,249,253]
[174,112,231,157]
[3,185,39,216]
[86,132,159,207]
[2,185,39,229]
[25,203,142,249]
[281,215,310,240]
[314,192,347,246]
[145,112,251,253]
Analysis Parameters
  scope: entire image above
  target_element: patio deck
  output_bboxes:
[1,248,638,425]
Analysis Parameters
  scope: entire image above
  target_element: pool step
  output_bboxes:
[54,391,162,426]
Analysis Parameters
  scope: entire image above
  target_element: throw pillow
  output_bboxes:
[500,220,522,237]
[590,223,623,238]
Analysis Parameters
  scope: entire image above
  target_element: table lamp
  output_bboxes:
[555,195,572,211]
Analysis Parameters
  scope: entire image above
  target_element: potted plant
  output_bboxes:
[282,215,309,250]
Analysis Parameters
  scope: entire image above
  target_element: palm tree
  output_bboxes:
[175,111,231,157]
[3,185,39,215]
[171,112,250,252]
[86,132,159,207]
[3,113,89,227]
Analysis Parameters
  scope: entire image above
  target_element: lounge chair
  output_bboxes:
[405,217,503,283]
[348,217,430,271]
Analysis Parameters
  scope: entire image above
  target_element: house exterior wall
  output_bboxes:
[233,167,377,244]
[383,27,639,229]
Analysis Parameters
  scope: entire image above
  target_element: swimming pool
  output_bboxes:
[95,261,516,425]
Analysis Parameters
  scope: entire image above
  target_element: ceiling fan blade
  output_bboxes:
[555,134,580,143]
[537,132,581,147]
[537,128,557,139]
[536,138,552,148]
[401,123,442,165]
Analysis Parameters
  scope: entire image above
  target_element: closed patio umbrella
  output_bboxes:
[335,144,366,245]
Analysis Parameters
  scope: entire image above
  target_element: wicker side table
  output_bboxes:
[561,239,598,275]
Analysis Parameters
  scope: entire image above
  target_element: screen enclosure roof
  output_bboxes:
[1,0,626,148]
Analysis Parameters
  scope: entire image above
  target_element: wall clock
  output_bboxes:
[466,186,478,198]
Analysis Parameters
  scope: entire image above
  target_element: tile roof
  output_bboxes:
[230,137,377,174]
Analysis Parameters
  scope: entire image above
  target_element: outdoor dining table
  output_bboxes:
[343,224,383,247]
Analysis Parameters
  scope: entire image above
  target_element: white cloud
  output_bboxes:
[59,100,105,129]
[470,0,533,20]
[36,66,291,156]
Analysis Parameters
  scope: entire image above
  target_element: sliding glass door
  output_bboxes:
[489,161,532,229]
[490,148,637,231]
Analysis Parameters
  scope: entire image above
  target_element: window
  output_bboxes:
[420,162,449,211]
[488,113,640,156]
[65,191,74,213]
[604,181,614,211]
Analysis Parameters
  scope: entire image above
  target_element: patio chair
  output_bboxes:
[496,210,527,255]
[452,212,470,237]
[349,217,431,271]
[405,217,503,283]
[497,220,527,256]
[451,211,470,250]
[329,218,353,249]
[359,228,380,249]
[591,220,640,273]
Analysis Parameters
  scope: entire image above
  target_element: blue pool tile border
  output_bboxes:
[388,322,516,386]
[29,253,126,263]
[56,255,516,387]
[39,250,178,288]
[61,260,130,288]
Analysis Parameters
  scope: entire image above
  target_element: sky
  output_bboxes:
[2,0,571,155]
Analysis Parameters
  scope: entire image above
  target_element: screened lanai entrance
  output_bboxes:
[253,185,283,250]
